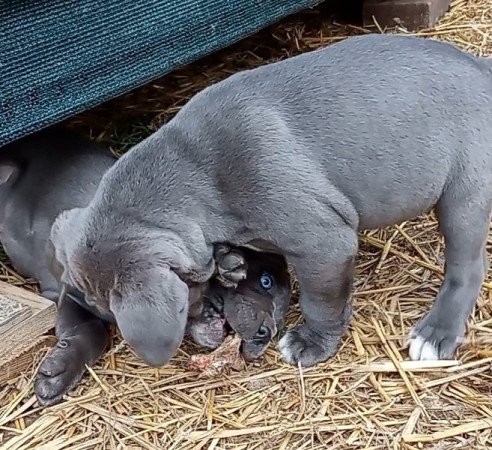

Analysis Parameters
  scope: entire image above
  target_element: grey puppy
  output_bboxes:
[0,130,259,404]
[0,129,116,405]
[188,247,291,360]
[48,34,492,368]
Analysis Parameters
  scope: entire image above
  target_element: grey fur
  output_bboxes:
[0,130,281,403]
[0,129,116,405]
[49,34,492,367]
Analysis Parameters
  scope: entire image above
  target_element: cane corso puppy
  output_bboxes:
[47,34,492,367]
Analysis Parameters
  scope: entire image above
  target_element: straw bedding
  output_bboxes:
[1,1,491,448]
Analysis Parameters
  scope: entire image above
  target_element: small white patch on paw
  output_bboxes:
[408,335,439,361]
[278,334,295,364]
[408,335,425,361]
[420,341,439,361]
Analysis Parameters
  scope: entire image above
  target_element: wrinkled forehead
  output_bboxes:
[223,294,272,338]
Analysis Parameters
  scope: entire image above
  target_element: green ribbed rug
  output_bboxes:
[0,0,322,147]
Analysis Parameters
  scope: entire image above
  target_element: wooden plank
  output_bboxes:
[0,336,57,385]
[363,0,452,31]
[0,281,56,382]
[0,296,32,335]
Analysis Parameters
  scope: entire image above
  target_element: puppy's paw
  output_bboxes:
[34,340,87,406]
[278,324,341,367]
[408,336,441,360]
[408,313,464,361]
[214,244,248,288]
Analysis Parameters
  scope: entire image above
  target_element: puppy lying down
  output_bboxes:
[0,129,289,405]
[188,246,291,363]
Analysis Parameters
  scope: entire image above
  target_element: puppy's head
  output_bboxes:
[48,207,193,367]
[221,251,290,361]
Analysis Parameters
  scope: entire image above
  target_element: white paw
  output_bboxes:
[408,335,440,361]
[277,325,339,367]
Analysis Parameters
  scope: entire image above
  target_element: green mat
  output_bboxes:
[0,0,322,147]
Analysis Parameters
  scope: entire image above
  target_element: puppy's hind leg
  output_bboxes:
[34,296,109,406]
[409,183,491,361]
[278,214,358,367]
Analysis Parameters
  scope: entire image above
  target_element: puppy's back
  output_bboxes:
[1,129,115,212]
[0,129,116,288]
[171,34,492,231]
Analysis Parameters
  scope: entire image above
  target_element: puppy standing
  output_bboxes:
[0,130,284,403]
[49,34,492,368]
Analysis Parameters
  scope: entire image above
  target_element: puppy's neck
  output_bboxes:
[97,126,220,221]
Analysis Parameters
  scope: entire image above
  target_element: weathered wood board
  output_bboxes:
[363,0,452,31]
[0,281,56,384]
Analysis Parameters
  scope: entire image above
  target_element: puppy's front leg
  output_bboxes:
[279,220,358,367]
[34,295,109,406]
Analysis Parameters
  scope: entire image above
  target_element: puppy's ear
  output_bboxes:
[188,281,208,318]
[110,266,189,367]
[0,163,18,184]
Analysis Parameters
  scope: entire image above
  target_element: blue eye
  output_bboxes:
[260,272,274,290]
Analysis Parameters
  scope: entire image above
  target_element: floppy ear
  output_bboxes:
[110,266,190,367]
[188,281,208,318]
[0,163,18,184]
